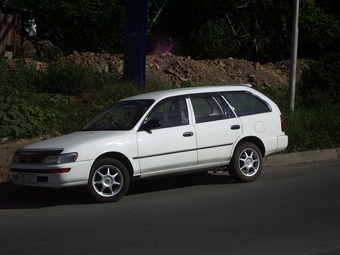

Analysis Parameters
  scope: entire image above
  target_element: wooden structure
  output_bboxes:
[0,4,18,58]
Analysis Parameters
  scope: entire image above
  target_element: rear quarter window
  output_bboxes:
[223,91,271,116]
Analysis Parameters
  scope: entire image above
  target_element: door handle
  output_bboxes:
[183,131,194,137]
[231,125,240,130]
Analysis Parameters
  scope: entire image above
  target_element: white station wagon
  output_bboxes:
[10,85,288,202]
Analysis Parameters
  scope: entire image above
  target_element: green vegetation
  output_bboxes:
[1,58,340,153]
[21,0,126,54]
[259,52,340,152]
[0,59,140,138]
[260,86,340,153]
[16,0,339,62]
[1,0,340,153]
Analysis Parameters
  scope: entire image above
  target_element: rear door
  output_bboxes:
[190,93,242,165]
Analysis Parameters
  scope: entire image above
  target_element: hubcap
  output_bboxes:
[92,165,124,197]
[238,148,260,177]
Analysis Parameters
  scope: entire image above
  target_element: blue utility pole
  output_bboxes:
[123,0,148,92]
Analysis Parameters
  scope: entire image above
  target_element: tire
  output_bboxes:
[87,158,130,202]
[228,142,263,182]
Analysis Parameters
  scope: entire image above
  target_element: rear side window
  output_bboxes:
[223,91,271,116]
[190,94,235,123]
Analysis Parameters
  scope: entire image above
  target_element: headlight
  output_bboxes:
[42,152,78,164]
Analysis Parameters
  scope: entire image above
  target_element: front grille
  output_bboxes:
[18,156,45,164]
[14,148,64,164]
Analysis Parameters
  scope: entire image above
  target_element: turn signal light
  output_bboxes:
[49,168,71,173]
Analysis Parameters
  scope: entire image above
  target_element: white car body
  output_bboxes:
[10,85,288,202]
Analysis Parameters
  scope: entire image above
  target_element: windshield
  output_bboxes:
[82,100,154,131]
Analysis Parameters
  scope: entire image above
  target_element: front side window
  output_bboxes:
[83,100,154,131]
[190,94,235,123]
[223,91,271,116]
[147,97,189,128]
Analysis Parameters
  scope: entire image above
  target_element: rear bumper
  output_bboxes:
[276,135,288,152]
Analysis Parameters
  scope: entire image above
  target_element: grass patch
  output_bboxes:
[259,85,340,153]
[1,58,340,153]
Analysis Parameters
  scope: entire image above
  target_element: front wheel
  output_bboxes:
[87,158,130,202]
[228,142,263,182]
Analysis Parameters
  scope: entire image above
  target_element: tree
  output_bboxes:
[24,0,126,54]
[298,0,340,58]
[299,51,340,107]
[148,0,292,62]
[18,0,340,63]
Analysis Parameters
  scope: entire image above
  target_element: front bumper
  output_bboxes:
[9,160,93,188]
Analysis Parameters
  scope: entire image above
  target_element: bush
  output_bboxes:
[0,60,10,87]
[299,52,340,107]
[1,58,339,153]
[282,107,340,152]
[0,60,141,138]
[39,61,95,95]
[259,80,340,153]
[0,91,60,138]
[9,58,40,93]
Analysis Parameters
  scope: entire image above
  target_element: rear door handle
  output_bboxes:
[231,125,240,130]
[183,131,194,137]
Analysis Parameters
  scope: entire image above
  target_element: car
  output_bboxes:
[10,85,288,202]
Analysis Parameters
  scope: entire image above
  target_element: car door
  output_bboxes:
[190,93,242,165]
[137,96,197,176]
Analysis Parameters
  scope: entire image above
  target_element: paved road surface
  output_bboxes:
[0,160,339,255]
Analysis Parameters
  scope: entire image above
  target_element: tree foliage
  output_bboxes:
[299,0,340,58]
[299,51,340,107]
[24,0,126,54]
[20,0,339,63]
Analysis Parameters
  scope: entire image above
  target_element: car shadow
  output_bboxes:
[0,185,92,209]
[127,171,234,196]
[0,171,234,209]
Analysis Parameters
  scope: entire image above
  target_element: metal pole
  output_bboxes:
[289,0,299,111]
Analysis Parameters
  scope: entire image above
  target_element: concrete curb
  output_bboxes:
[264,148,340,166]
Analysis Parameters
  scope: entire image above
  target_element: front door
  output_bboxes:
[137,96,197,176]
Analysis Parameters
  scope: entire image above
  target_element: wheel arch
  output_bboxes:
[94,152,134,180]
[235,136,265,157]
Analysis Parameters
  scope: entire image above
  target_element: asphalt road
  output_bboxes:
[0,160,339,255]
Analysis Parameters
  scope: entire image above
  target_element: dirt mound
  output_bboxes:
[8,38,308,89]
[6,49,308,90]
[65,51,308,90]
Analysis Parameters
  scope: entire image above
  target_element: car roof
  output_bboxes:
[120,84,254,102]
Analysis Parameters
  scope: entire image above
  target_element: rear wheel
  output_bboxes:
[229,142,263,182]
[87,158,130,202]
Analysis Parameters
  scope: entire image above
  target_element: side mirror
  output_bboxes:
[141,119,162,130]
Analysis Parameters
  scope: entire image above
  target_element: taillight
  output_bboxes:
[280,115,285,132]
